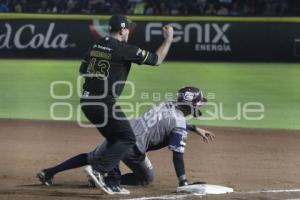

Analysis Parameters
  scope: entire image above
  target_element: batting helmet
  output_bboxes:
[176,86,207,106]
[176,86,207,117]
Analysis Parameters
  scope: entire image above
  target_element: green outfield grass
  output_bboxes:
[0,59,299,130]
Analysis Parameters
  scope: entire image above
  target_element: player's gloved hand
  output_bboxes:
[179,179,189,187]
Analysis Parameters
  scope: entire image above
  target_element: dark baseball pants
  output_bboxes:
[80,98,136,174]
[88,142,154,186]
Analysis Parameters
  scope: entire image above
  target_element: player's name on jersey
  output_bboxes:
[90,50,112,60]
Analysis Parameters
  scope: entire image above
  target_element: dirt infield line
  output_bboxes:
[124,189,300,200]
[122,194,200,200]
[238,188,300,194]
[285,199,300,200]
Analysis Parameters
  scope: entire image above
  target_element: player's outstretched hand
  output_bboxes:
[162,25,173,42]
[195,127,215,143]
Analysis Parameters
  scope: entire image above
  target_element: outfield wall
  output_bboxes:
[1,14,300,62]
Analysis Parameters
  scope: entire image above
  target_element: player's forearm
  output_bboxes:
[155,39,172,65]
[187,124,206,134]
[186,124,197,132]
[173,151,188,186]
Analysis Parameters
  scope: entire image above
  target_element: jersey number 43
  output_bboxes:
[87,58,111,80]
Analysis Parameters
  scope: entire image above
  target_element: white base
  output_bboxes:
[177,184,234,195]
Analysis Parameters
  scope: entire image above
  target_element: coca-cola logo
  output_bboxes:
[0,23,74,49]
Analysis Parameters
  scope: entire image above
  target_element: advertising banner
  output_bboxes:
[1,18,300,62]
[0,20,93,58]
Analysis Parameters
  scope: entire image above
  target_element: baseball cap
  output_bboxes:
[108,14,135,32]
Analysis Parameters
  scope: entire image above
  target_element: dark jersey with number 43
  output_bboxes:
[80,36,158,98]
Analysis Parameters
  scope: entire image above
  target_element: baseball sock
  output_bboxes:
[44,153,88,177]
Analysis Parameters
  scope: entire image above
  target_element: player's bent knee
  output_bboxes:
[140,154,154,184]
[148,169,154,182]
[141,169,154,185]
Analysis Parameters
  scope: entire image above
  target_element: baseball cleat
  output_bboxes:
[88,177,130,195]
[106,182,130,195]
[84,165,114,195]
[36,170,53,186]
[119,187,130,195]
[88,178,96,188]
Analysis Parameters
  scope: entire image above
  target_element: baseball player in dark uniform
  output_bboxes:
[37,14,173,195]
[37,87,215,195]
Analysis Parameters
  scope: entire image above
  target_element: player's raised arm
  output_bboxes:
[155,25,174,65]
[123,45,159,66]
[123,25,173,66]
